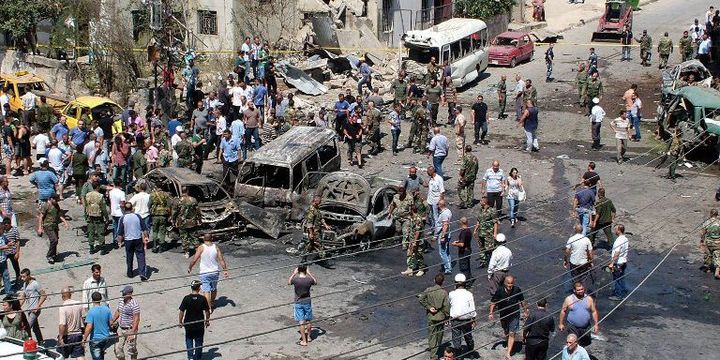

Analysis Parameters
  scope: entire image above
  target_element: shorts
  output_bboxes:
[2,145,13,159]
[62,333,85,358]
[293,302,313,322]
[199,272,219,292]
[500,314,520,334]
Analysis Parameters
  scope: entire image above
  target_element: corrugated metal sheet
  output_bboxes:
[248,126,337,167]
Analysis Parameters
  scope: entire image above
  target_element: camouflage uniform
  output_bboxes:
[36,104,54,133]
[475,206,498,266]
[84,190,108,251]
[576,67,589,106]
[497,79,507,118]
[173,195,201,253]
[404,102,420,149]
[584,78,604,113]
[679,35,694,62]
[406,213,426,271]
[157,149,172,168]
[457,153,479,208]
[303,206,326,260]
[523,85,538,106]
[667,132,683,179]
[702,217,720,268]
[639,34,653,65]
[149,189,171,251]
[175,138,194,169]
[413,106,429,152]
[391,194,413,248]
[366,108,383,155]
[657,36,674,68]
[391,78,408,104]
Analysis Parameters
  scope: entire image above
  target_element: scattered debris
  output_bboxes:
[556,154,570,159]
[277,62,328,95]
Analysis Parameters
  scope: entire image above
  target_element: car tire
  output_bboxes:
[510,57,517,68]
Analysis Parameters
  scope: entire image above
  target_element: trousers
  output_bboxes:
[151,216,168,246]
[474,121,487,143]
[451,319,475,354]
[428,319,445,358]
[487,191,503,216]
[87,217,105,248]
[185,334,204,360]
[44,225,59,260]
[114,327,138,360]
[525,340,549,360]
[591,122,601,149]
[124,239,147,279]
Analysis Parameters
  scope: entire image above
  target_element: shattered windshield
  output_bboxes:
[187,184,227,202]
[704,108,720,120]
[407,46,440,64]
[18,81,47,95]
[494,37,517,46]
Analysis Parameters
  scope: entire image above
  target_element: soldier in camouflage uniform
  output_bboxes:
[701,209,720,279]
[414,99,430,153]
[584,72,604,114]
[304,196,330,262]
[404,98,420,149]
[366,101,383,155]
[172,186,201,257]
[36,96,55,134]
[473,196,498,267]
[576,63,589,107]
[679,31,694,62]
[391,71,408,106]
[84,182,109,255]
[175,130,195,169]
[389,187,413,249]
[156,143,172,168]
[401,204,426,277]
[149,187,171,253]
[666,128,683,181]
[657,32,674,69]
[497,75,508,119]
[636,29,653,66]
[426,57,439,86]
[458,145,479,209]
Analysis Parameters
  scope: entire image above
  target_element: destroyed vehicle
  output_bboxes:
[0,336,62,359]
[312,172,400,250]
[234,126,340,218]
[144,167,242,235]
[488,31,534,68]
[657,86,720,151]
[402,18,489,88]
[591,0,633,42]
[0,70,69,112]
[61,96,122,129]
[660,60,713,103]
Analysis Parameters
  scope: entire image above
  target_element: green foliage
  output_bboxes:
[456,0,516,19]
[0,0,62,45]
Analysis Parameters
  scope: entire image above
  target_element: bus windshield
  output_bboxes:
[407,46,440,64]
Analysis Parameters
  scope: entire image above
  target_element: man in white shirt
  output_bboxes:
[425,166,445,231]
[32,132,51,160]
[514,74,526,121]
[608,224,629,301]
[109,181,126,247]
[609,111,631,163]
[448,273,476,354]
[82,264,108,309]
[171,126,184,164]
[454,107,466,160]
[435,199,452,274]
[590,97,605,150]
[0,93,8,117]
[129,182,151,230]
[698,33,712,67]
[564,224,594,292]
[487,233,512,296]
[481,160,506,216]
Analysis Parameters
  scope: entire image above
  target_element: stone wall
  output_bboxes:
[0,49,87,99]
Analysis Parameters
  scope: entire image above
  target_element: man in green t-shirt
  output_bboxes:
[37,194,70,263]
[590,187,616,249]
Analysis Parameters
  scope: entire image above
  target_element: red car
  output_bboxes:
[488,31,535,68]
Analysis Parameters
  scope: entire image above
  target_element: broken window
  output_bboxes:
[494,37,516,46]
[450,41,461,62]
[460,37,472,56]
[318,142,338,166]
[187,184,227,202]
[305,153,320,172]
[198,10,218,35]
[238,163,290,189]
[407,46,440,64]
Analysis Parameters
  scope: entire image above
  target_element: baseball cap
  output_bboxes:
[121,285,134,295]
[496,233,507,243]
[176,126,185,133]
[592,97,600,104]
[454,273,466,283]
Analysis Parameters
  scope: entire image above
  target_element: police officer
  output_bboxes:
[679,31,695,62]
[173,186,201,258]
[149,186,171,253]
[473,196,498,267]
[414,99,430,153]
[497,75,508,119]
[636,29,653,66]
[401,204,426,277]
[584,72,604,115]
[458,145,479,209]
[657,32,674,68]
[587,48,598,75]
[701,209,720,279]
[576,63,588,108]
[366,101,383,155]
[388,187,413,249]
[666,128,683,181]
[425,79,442,127]
[304,196,330,262]
[175,130,194,169]
[85,182,109,255]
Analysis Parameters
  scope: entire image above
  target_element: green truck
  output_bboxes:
[658,86,720,154]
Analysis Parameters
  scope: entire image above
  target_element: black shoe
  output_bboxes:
[100,248,109,255]
[113,243,119,249]
[47,257,55,264]
[140,276,148,282]
[89,246,97,254]
[152,246,160,253]
[127,271,134,278]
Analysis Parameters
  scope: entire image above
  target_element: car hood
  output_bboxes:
[315,172,370,215]
[489,46,515,56]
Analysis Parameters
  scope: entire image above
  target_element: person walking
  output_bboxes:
[83,292,113,360]
[489,275,528,360]
[453,107,466,159]
[497,75,508,119]
[1,218,20,288]
[419,273,449,359]
[436,199,453,274]
[178,280,211,360]
[471,95,489,145]
[425,166,445,231]
[576,63,588,108]
[589,188,616,249]
[608,224,629,301]
[587,48,598,75]
[19,268,47,341]
[389,187,413,250]
[559,282,600,348]
[426,79,442,127]
[302,196,330,262]
[288,265,317,347]
[148,186,171,253]
[129,182,151,232]
[589,97,605,150]
[117,203,149,280]
[636,29,653,66]
[504,168,523,227]
[679,31,694,62]
[545,43,554,81]
[388,102,401,156]
[666,128,684,181]
[657,32,674,68]
[448,274,476,357]
[58,287,85,360]
[564,224,594,291]
[112,286,140,360]
[513,75,525,121]
[0,225,12,296]
[451,217,473,282]
[573,181,595,235]
[366,101,383,155]
[85,182,109,255]
[188,234,229,311]
[401,204,426,277]
[519,100,540,152]
[561,334,591,360]
[474,196,499,268]
[487,233,512,296]
[457,145,478,209]
[108,181,126,246]
[620,25,633,61]
[609,110,631,163]
[428,127,449,178]
[82,264,108,309]
[584,73,603,115]
[522,298,555,360]
[481,160,505,216]
[357,59,373,95]
[173,186,202,258]
[37,194,70,264]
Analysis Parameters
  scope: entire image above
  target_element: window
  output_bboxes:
[198,10,218,35]
[131,10,147,42]
[64,105,80,119]
[292,164,304,191]
[408,46,440,64]
[318,142,338,166]
[305,153,320,172]
[460,37,472,56]
[450,41,461,61]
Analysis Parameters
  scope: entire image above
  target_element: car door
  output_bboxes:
[521,35,532,60]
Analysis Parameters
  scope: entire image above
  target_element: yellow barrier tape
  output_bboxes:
[26,43,408,55]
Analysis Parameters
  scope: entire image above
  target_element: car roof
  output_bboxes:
[496,31,529,39]
[0,71,46,84]
[247,126,337,167]
[147,167,219,186]
[69,96,119,108]
[674,86,720,108]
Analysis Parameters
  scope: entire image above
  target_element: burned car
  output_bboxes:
[657,86,720,152]
[661,60,713,103]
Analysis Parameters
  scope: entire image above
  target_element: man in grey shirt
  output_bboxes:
[117,203,150,280]
[402,166,424,193]
[191,100,209,135]
[428,127,449,178]
[366,87,384,108]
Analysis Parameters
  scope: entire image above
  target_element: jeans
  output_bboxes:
[185,334,204,360]
[437,233,452,273]
[524,129,539,151]
[112,216,121,243]
[515,96,523,120]
[427,203,439,235]
[508,197,519,221]
[432,155,446,178]
[451,319,475,354]
[0,260,10,295]
[357,76,372,95]
[631,114,641,140]
[576,208,592,235]
[124,239,147,278]
[112,165,127,188]
[141,216,151,233]
[546,61,553,79]
[256,105,265,124]
[90,339,109,360]
[612,263,628,297]
[622,46,631,59]
[245,127,261,150]
[474,121,487,143]
[390,129,400,153]
[591,122,602,148]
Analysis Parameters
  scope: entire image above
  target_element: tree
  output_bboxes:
[455,0,516,19]
[0,0,63,51]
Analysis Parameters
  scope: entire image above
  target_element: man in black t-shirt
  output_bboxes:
[523,298,555,360]
[581,161,601,193]
[451,217,473,283]
[343,115,363,167]
[288,265,318,346]
[179,280,211,360]
[489,275,529,360]
[470,95,489,145]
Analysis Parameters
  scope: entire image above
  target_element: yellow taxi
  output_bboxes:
[61,96,122,129]
[0,70,68,111]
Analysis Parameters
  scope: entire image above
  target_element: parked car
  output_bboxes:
[488,31,534,68]
[660,60,713,103]
[657,86,720,155]
[61,96,122,129]
[0,70,69,112]
[234,126,341,219]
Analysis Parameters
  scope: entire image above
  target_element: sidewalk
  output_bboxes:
[512,0,646,34]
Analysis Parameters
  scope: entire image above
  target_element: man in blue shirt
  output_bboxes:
[230,116,246,160]
[69,120,90,148]
[83,291,113,360]
[357,59,372,95]
[29,160,59,202]
[561,333,591,360]
[427,127,449,178]
[117,202,149,280]
[51,116,69,141]
[334,94,350,137]
[168,115,182,137]
[219,129,239,186]
[253,79,268,123]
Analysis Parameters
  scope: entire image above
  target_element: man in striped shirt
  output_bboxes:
[112,286,140,360]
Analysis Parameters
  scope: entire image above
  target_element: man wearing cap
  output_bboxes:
[117,202,149,280]
[148,185,171,253]
[83,291,113,360]
[448,273,476,356]
[179,280,210,360]
[589,97,605,151]
[174,127,194,169]
[487,233,512,296]
[112,286,140,360]
[489,275,528,360]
